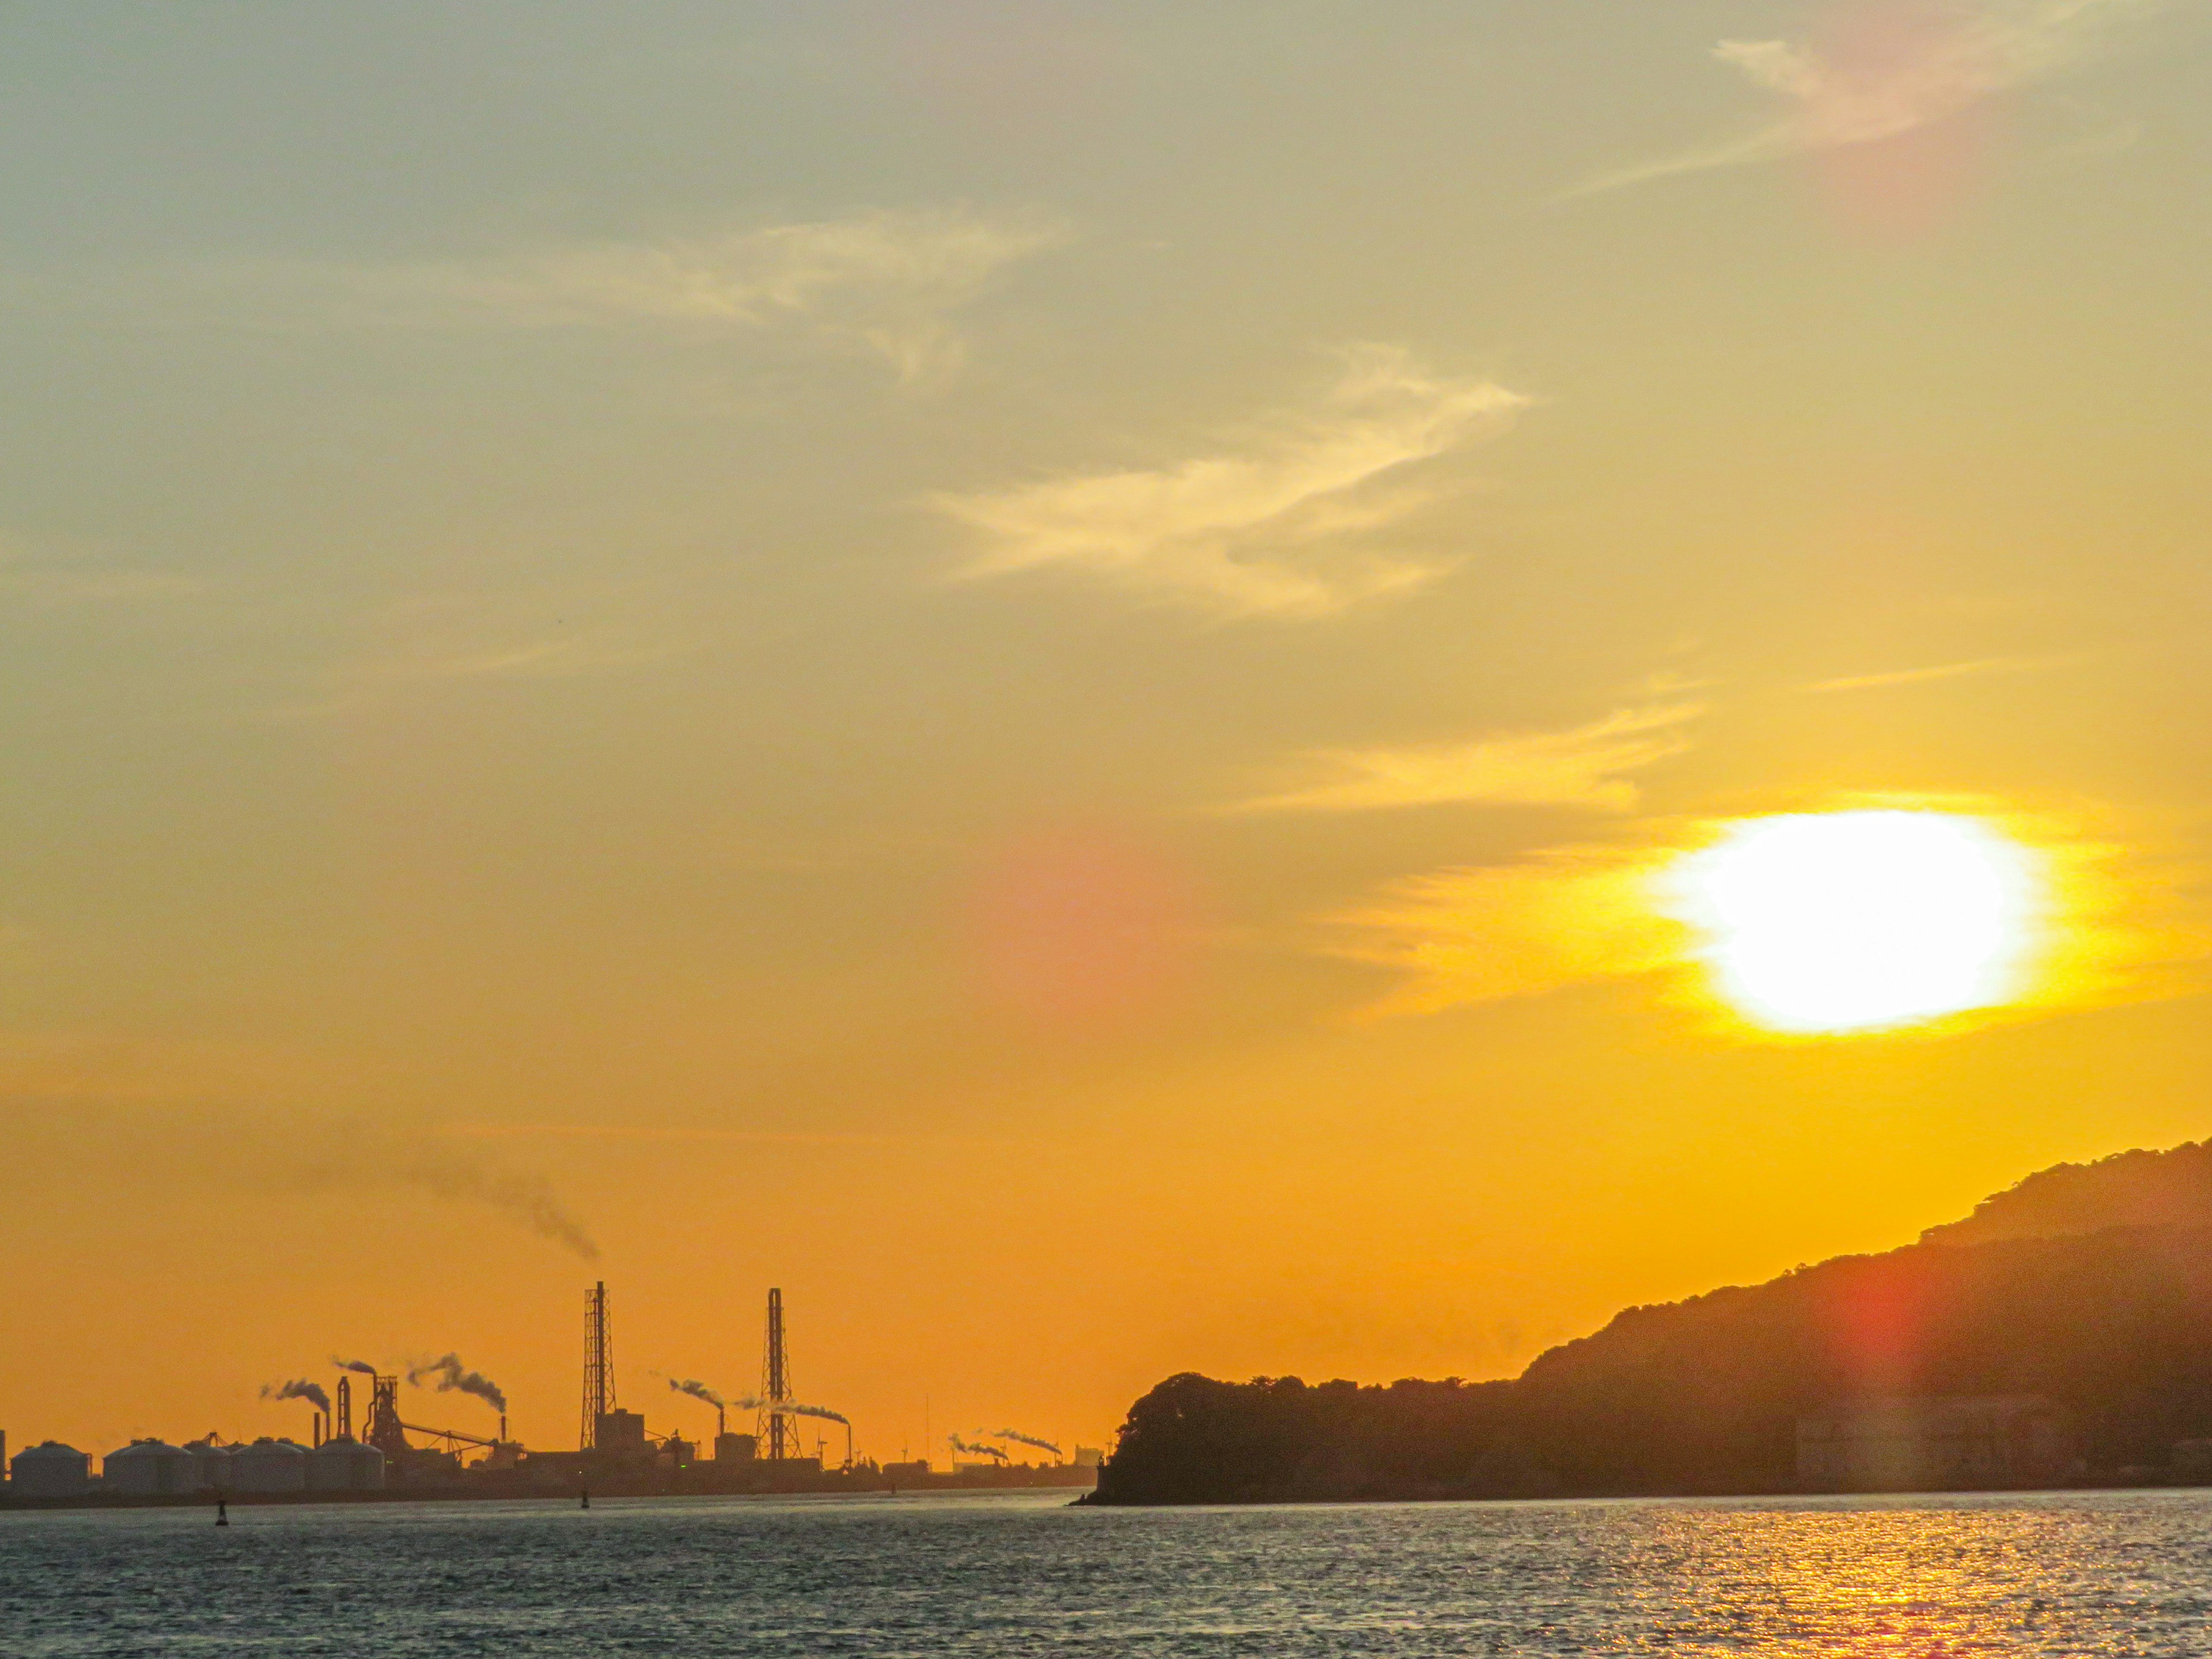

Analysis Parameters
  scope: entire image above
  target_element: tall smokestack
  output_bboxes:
[760,1287,793,1461]
[581,1282,613,1450]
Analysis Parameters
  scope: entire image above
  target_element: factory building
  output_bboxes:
[594,1410,647,1456]
[184,1438,234,1491]
[1797,1396,2074,1491]
[103,1441,198,1496]
[229,1438,312,1494]
[308,1437,387,1493]
[11,1442,92,1498]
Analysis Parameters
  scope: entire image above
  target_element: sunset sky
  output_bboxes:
[6,0,2212,1463]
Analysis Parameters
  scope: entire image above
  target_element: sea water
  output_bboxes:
[6,1488,2212,1654]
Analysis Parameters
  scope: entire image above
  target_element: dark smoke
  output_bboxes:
[290,1134,600,1262]
[669,1378,725,1409]
[790,1402,848,1426]
[332,1357,378,1375]
[993,1429,1062,1458]
[262,1378,331,1414]
[406,1352,507,1414]
[0,1105,600,1262]
[948,1433,1008,1462]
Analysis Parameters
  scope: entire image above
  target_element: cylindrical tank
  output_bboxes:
[103,1440,198,1496]
[10,1441,92,1497]
[183,1440,234,1491]
[307,1436,386,1493]
[229,1437,310,1494]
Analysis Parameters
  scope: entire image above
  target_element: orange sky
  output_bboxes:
[5,1,2212,1463]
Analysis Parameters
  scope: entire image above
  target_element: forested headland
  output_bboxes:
[1089,1141,2212,1504]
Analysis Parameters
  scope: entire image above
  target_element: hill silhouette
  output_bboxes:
[1092,1139,2212,1504]
[1921,1139,2212,1247]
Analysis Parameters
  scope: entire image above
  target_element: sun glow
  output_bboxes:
[1663,810,2044,1034]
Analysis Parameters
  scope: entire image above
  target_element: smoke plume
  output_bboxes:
[332,1357,378,1375]
[722,1393,847,1426]
[949,1433,1009,1462]
[669,1378,725,1409]
[993,1429,1062,1458]
[291,1132,600,1261]
[262,1378,331,1414]
[0,1104,600,1262]
[406,1352,508,1414]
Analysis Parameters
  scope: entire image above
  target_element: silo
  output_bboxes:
[229,1437,310,1494]
[183,1438,234,1491]
[10,1442,92,1497]
[308,1436,386,1493]
[103,1440,197,1496]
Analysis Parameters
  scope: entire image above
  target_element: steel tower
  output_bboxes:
[582,1281,615,1450]
[760,1287,795,1460]
[365,1375,408,1457]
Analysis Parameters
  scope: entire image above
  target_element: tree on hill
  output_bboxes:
[1922,1139,2212,1248]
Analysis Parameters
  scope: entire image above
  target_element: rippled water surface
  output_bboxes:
[7,1489,2212,1654]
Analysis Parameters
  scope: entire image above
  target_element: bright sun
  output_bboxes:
[1661,810,2044,1034]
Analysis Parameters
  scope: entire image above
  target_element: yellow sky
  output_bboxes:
[5,0,2212,1461]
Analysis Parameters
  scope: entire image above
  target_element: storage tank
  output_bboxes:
[308,1436,386,1493]
[11,1441,92,1497]
[229,1437,310,1494]
[103,1440,198,1496]
[183,1439,234,1491]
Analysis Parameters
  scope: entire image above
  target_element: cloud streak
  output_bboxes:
[1575,0,2166,195]
[1332,842,1686,1018]
[1803,655,2067,693]
[934,346,1527,619]
[61,208,1063,379]
[1224,703,1701,815]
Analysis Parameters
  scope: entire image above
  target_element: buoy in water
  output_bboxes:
[215,1499,229,1527]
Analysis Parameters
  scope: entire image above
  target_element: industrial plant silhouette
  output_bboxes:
[2,1286,1094,1505]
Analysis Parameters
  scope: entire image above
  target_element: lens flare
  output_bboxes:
[1661,810,2043,1033]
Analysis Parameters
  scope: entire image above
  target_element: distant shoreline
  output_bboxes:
[1,1478,1096,1514]
[1078,1476,2212,1508]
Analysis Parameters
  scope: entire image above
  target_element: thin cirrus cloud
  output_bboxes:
[69,208,1064,380]
[1573,0,2166,195]
[932,346,1528,620]
[0,539,203,606]
[1803,654,2069,694]
[1331,842,1687,1018]
[1222,703,1703,815]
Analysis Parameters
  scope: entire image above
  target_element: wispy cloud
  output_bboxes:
[1574,0,2166,195]
[1332,843,1685,1017]
[933,346,1527,619]
[63,208,1064,379]
[0,542,203,607]
[1223,702,1702,815]
[1804,654,2068,693]
[440,1122,1032,1152]
[352,635,670,687]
